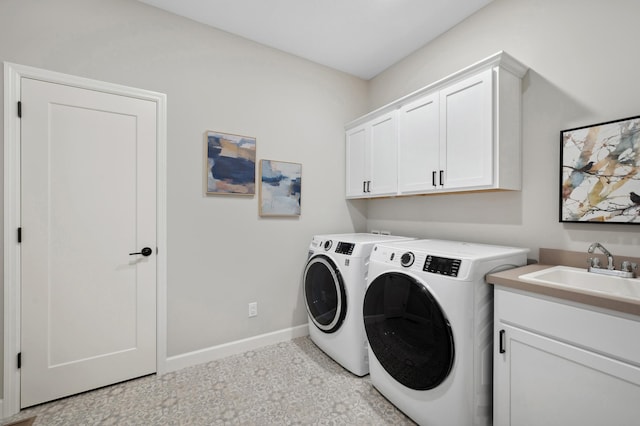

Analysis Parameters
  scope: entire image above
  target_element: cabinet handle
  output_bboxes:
[363,181,366,193]
[439,170,444,186]
[432,171,437,187]
[366,181,371,192]
[499,329,506,354]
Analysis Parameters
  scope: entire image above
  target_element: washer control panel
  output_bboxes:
[423,255,461,277]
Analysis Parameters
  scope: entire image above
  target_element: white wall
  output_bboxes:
[0,0,368,365]
[366,0,640,258]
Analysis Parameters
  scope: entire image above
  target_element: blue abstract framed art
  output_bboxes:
[560,115,640,223]
[206,130,256,195]
[259,160,302,217]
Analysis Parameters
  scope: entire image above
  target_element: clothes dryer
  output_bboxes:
[303,233,414,376]
[363,239,528,425]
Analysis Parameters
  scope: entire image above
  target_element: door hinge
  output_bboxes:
[18,227,22,243]
[17,352,21,369]
[17,101,22,118]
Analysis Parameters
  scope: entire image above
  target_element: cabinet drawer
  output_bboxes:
[496,288,640,365]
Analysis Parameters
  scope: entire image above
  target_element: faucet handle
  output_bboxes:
[590,257,601,268]
[621,261,638,272]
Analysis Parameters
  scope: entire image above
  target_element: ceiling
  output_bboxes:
[137,0,493,80]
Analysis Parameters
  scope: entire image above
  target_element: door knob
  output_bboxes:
[129,247,153,256]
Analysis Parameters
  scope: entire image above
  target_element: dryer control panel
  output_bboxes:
[423,255,461,277]
[335,242,355,255]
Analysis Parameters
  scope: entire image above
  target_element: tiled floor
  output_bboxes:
[3,337,415,425]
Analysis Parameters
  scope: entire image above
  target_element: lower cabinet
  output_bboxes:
[494,288,640,426]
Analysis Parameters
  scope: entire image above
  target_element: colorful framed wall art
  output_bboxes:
[259,160,302,217]
[205,131,256,195]
[560,115,640,223]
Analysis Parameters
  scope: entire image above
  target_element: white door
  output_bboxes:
[20,77,157,408]
[495,324,640,426]
[369,111,398,196]
[398,93,440,194]
[440,69,493,189]
[345,125,368,197]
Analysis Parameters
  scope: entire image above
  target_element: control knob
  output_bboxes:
[324,240,333,251]
[400,252,415,267]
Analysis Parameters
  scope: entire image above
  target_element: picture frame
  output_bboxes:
[205,130,256,195]
[259,160,302,217]
[560,115,640,223]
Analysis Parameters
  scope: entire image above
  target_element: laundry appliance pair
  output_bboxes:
[303,234,528,426]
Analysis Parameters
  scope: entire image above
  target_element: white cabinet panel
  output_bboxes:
[494,288,640,426]
[507,326,640,426]
[346,126,367,197]
[345,111,397,198]
[398,93,439,193]
[369,112,398,196]
[440,69,493,190]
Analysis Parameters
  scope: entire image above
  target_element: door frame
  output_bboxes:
[3,62,168,418]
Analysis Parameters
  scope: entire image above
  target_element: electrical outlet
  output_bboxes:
[248,302,258,317]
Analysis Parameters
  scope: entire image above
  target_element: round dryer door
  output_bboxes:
[363,272,454,390]
[303,255,347,333]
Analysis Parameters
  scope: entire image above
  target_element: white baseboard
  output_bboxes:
[165,324,309,373]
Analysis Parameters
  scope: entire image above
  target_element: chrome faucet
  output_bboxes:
[587,242,614,269]
[587,242,637,278]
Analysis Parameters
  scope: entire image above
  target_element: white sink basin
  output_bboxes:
[518,265,640,301]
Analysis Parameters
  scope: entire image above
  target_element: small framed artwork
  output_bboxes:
[259,160,302,217]
[560,115,640,223]
[205,131,256,195]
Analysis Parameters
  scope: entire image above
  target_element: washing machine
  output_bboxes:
[303,233,414,376]
[363,239,528,425]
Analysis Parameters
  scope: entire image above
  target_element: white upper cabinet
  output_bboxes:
[398,93,439,194]
[369,112,398,196]
[345,51,527,199]
[346,125,368,196]
[439,69,493,190]
[346,110,398,198]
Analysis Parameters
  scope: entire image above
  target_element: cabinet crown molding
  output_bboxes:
[346,51,528,130]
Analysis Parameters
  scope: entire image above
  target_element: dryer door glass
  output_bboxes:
[303,255,347,333]
[363,272,454,390]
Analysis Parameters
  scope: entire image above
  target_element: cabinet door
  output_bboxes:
[398,93,440,194]
[368,111,398,196]
[440,69,493,189]
[345,125,368,197]
[494,324,640,426]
